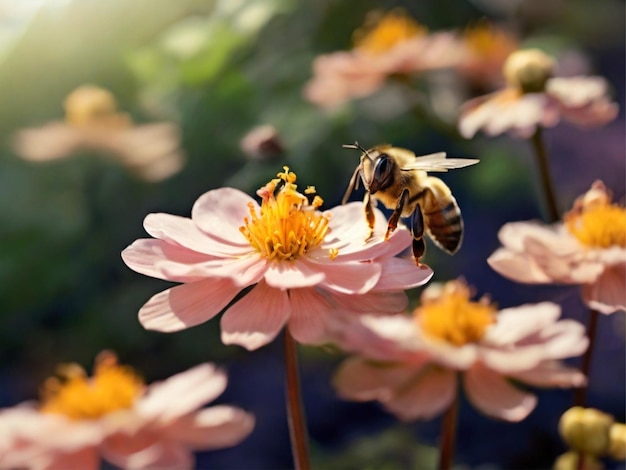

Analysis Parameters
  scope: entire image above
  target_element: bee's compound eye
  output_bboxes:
[374,154,392,181]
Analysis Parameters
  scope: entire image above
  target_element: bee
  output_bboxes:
[342,142,479,264]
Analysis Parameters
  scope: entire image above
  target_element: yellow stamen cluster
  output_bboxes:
[64,85,131,128]
[464,23,517,60]
[40,351,144,421]
[353,10,426,55]
[416,280,496,346]
[565,184,626,249]
[240,167,332,261]
[567,204,626,248]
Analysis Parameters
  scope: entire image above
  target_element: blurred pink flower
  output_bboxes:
[488,180,626,314]
[332,279,587,422]
[459,49,619,138]
[303,10,465,108]
[13,85,185,182]
[0,352,254,470]
[122,168,433,351]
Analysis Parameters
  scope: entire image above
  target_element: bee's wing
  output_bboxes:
[401,152,480,172]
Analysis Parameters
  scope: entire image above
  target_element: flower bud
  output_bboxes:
[553,451,603,470]
[503,48,555,93]
[240,125,284,161]
[609,423,626,461]
[559,406,614,456]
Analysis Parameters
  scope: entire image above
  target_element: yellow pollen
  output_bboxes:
[416,281,496,346]
[567,203,626,248]
[353,10,426,55]
[64,85,131,129]
[464,23,517,59]
[39,351,144,421]
[240,168,332,261]
[329,248,339,260]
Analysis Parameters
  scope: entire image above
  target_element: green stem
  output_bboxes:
[438,383,459,470]
[530,127,560,223]
[573,308,599,407]
[283,329,311,470]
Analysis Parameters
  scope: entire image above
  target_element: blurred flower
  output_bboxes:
[553,451,603,470]
[609,423,626,461]
[303,10,465,108]
[332,279,587,422]
[240,124,284,161]
[0,351,254,470]
[122,167,433,351]
[488,180,626,314]
[13,85,185,182]
[459,48,619,138]
[457,22,519,87]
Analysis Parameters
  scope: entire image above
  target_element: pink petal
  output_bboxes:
[308,259,382,294]
[487,247,553,283]
[101,432,192,470]
[263,260,325,290]
[419,335,478,370]
[463,365,537,422]
[13,122,84,161]
[287,288,334,344]
[122,239,214,282]
[330,290,408,314]
[138,278,242,332]
[582,263,626,314]
[191,187,257,245]
[42,448,100,470]
[484,302,562,346]
[508,360,587,388]
[373,256,434,290]
[383,367,457,421]
[546,76,612,107]
[160,405,254,450]
[333,357,421,403]
[160,254,266,288]
[221,281,291,350]
[138,364,227,422]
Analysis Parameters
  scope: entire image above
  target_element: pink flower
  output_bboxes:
[303,10,465,109]
[459,49,619,138]
[331,279,587,422]
[0,352,254,470]
[122,167,433,350]
[488,181,626,314]
[13,85,185,182]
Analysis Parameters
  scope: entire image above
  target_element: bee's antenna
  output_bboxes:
[342,141,372,158]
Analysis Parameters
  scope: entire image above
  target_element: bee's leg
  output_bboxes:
[411,204,426,263]
[364,192,375,240]
[385,188,409,240]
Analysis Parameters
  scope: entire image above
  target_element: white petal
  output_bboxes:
[263,260,325,289]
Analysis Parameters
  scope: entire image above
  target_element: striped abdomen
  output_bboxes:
[424,196,463,254]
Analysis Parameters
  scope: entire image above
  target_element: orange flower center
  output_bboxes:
[464,23,517,60]
[567,203,626,248]
[416,282,496,346]
[353,10,426,55]
[40,351,144,421]
[64,85,131,128]
[240,167,334,261]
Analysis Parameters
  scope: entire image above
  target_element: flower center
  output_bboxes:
[240,167,332,261]
[567,203,626,248]
[40,351,144,421]
[464,23,517,61]
[503,48,554,93]
[416,281,496,346]
[64,85,131,128]
[353,10,426,55]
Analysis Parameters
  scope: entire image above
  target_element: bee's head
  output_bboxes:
[343,142,395,194]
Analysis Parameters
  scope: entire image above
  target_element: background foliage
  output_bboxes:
[0,0,623,468]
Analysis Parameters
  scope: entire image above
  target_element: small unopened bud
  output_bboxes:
[559,406,614,456]
[609,423,626,461]
[240,125,284,161]
[553,451,603,470]
[503,48,555,93]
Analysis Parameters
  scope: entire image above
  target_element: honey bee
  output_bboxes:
[342,142,479,264]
